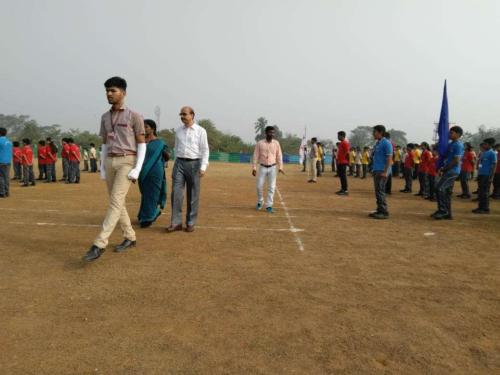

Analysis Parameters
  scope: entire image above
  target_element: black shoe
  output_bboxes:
[83,245,105,262]
[31,182,36,186]
[430,210,443,218]
[414,192,424,196]
[434,212,452,220]
[140,221,152,228]
[115,239,136,253]
[370,212,389,220]
[400,189,411,193]
[472,208,490,214]
[472,191,478,194]
[336,190,348,196]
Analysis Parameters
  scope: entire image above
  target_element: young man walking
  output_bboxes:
[167,106,209,233]
[0,127,12,198]
[369,125,393,219]
[252,126,284,213]
[431,126,464,220]
[473,138,497,214]
[336,131,350,195]
[84,76,146,262]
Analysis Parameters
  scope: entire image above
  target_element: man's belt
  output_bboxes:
[108,152,137,157]
[177,157,200,161]
[260,163,276,168]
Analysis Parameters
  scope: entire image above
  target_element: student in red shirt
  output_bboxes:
[12,141,23,180]
[61,138,70,182]
[492,144,500,199]
[426,146,439,201]
[400,143,415,193]
[45,141,58,183]
[335,130,350,195]
[21,138,35,186]
[418,142,432,197]
[67,138,81,184]
[37,140,48,180]
[458,142,476,198]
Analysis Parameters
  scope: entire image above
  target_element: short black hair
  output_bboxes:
[144,119,158,136]
[311,137,317,142]
[67,138,74,143]
[13,141,20,147]
[483,137,496,146]
[407,143,414,149]
[265,126,275,133]
[90,143,95,147]
[449,125,463,136]
[0,127,7,136]
[104,76,127,91]
[46,137,52,142]
[338,131,346,137]
[373,125,386,135]
[384,132,391,139]
[38,140,46,146]
[22,138,31,145]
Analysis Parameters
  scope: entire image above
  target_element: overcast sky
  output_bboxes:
[1,0,499,143]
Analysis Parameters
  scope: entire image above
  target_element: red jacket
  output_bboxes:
[61,143,70,159]
[336,139,350,165]
[68,144,80,162]
[13,147,22,163]
[420,149,432,174]
[38,145,48,165]
[21,145,33,166]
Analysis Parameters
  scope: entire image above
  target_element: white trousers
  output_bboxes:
[257,165,277,208]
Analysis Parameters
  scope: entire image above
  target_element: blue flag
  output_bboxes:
[437,80,449,167]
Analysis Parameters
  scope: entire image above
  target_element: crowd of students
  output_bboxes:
[302,127,499,218]
[0,127,103,198]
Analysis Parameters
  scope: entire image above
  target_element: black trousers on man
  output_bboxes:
[492,173,500,198]
[403,167,413,191]
[477,175,491,211]
[373,172,388,214]
[459,171,471,196]
[337,164,348,192]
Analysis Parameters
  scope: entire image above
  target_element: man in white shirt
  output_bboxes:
[167,106,209,233]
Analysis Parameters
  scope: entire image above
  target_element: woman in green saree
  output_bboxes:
[138,119,169,228]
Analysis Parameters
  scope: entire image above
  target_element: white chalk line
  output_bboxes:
[4,221,299,233]
[276,188,305,252]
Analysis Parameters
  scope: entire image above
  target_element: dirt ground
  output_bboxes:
[1,161,499,374]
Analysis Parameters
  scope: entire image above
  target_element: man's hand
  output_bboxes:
[380,171,387,178]
[128,168,140,181]
[252,169,257,177]
[199,170,206,177]
[100,167,106,180]
[279,169,285,175]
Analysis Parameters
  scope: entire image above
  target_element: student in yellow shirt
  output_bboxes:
[349,149,356,176]
[413,144,422,179]
[316,142,324,177]
[393,145,402,177]
[361,146,370,179]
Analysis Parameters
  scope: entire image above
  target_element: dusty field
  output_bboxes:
[1,161,499,374]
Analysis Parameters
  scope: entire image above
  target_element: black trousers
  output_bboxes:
[385,173,392,194]
[316,160,322,176]
[418,171,426,194]
[337,164,348,191]
[477,175,491,210]
[459,171,470,196]
[428,175,436,199]
[90,158,98,173]
[403,167,413,191]
[373,172,388,214]
[493,173,500,198]
[393,162,401,177]
[362,164,367,178]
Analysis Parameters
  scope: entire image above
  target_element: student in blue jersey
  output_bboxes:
[369,125,393,220]
[431,126,464,220]
[472,138,497,214]
[0,127,13,198]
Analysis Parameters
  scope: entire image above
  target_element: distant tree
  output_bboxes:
[349,126,374,148]
[254,116,282,142]
[18,120,42,141]
[386,128,408,147]
[0,114,35,139]
[61,129,101,148]
[158,128,175,150]
[462,125,500,149]
[199,118,253,152]
[279,133,302,154]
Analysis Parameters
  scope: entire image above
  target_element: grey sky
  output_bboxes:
[1,0,499,143]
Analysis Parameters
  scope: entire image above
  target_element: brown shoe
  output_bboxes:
[185,225,195,233]
[166,224,183,233]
